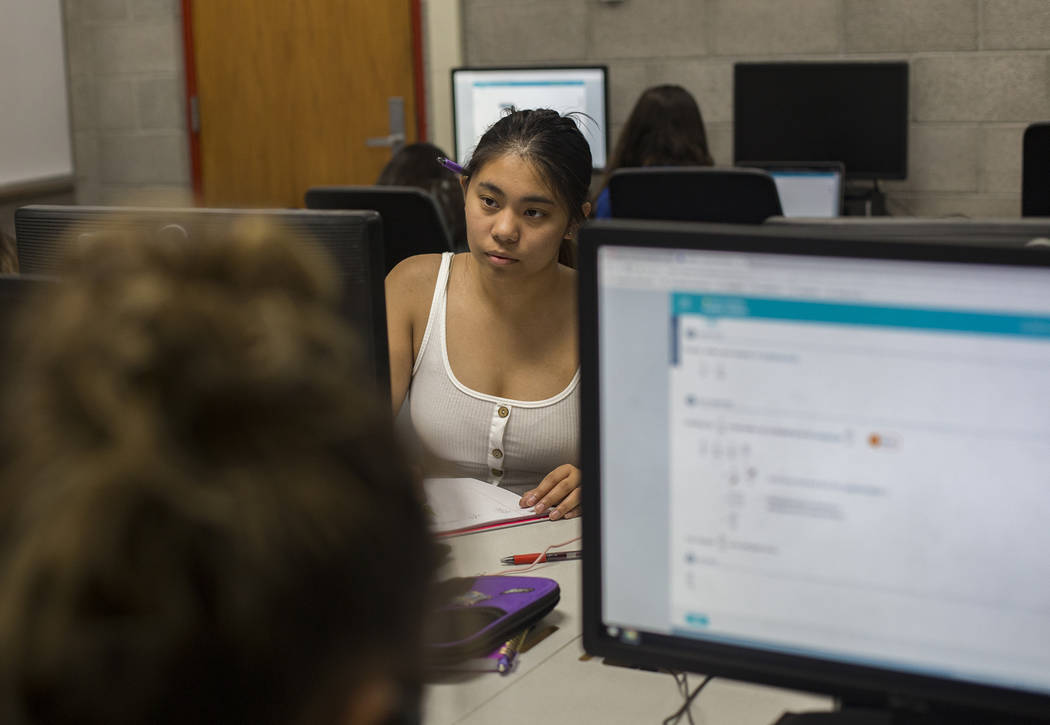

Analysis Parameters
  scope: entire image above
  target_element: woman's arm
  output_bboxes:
[384,254,441,414]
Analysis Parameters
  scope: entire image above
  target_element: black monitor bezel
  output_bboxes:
[13,205,390,404]
[450,64,610,172]
[733,61,909,181]
[579,219,1050,722]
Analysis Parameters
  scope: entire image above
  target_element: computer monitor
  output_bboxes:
[14,205,390,400]
[579,219,1050,722]
[741,161,844,218]
[734,62,909,181]
[1022,122,1050,217]
[451,65,609,170]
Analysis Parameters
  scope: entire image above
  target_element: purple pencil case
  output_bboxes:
[425,575,560,665]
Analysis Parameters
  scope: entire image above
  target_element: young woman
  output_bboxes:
[386,109,591,520]
[593,84,714,218]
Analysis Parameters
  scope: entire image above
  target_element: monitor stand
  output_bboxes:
[844,180,888,216]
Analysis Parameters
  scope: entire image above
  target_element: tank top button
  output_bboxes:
[497,405,509,418]
[491,468,504,477]
[492,449,503,459]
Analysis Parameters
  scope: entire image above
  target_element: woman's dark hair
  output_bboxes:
[463,108,593,267]
[377,141,467,249]
[601,85,713,201]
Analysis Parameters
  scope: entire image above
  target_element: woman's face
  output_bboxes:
[460,153,577,275]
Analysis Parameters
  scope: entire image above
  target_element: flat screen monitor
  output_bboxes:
[451,65,609,170]
[14,205,390,400]
[742,161,844,218]
[734,62,909,181]
[579,219,1050,722]
[1022,122,1050,217]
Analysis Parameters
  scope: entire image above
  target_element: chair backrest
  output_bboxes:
[1022,122,1050,217]
[608,167,783,224]
[305,186,455,274]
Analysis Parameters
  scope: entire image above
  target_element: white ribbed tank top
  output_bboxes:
[407,253,580,495]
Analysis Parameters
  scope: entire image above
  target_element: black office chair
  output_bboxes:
[1022,122,1050,217]
[305,186,456,274]
[609,167,783,224]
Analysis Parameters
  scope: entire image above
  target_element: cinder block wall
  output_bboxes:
[62,0,191,206]
[463,0,1050,217]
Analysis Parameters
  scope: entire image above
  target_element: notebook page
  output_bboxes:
[423,477,540,534]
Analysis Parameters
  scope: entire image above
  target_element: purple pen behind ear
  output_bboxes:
[436,156,465,175]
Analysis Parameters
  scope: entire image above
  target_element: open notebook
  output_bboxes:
[423,477,547,536]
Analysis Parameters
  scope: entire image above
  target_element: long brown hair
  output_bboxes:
[597,85,714,206]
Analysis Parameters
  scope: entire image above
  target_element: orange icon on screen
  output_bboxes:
[868,433,882,447]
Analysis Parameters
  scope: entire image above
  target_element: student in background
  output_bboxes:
[386,109,591,520]
[593,84,714,218]
[0,222,434,725]
[378,141,468,250]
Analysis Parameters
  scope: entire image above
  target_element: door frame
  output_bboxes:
[179,0,427,204]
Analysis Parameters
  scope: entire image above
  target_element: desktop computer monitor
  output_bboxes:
[579,219,1050,722]
[14,205,390,400]
[741,162,844,218]
[451,65,609,170]
[734,62,909,181]
[1022,122,1050,217]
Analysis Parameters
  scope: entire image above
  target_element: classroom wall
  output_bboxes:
[62,0,191,206]
[461,0,1050,218]
[51,1,1050,219]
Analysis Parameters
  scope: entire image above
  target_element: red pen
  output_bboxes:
[500,550,582,565]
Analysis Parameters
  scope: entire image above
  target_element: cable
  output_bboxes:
[667,671,696,725]
[483,535,582,576]
[662,675,712,725]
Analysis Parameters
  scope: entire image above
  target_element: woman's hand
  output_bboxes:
[519,463,581,520]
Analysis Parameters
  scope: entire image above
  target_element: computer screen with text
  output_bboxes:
[582,223,1050,720]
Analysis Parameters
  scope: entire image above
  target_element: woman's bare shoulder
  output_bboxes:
[386,253,445,302]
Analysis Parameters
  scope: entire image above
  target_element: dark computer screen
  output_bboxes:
[14,205,389,400]
[734,62,909,180]
[1022,122,1050,217]
[580,219,1050,722]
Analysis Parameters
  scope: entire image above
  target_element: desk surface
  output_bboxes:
[423,518,833,725]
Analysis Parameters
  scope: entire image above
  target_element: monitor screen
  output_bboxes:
[580,220,1050,720]
[451,66,609,170]
[734,62,909,180]
[744,162,844,218]
[14,205,390,401]
[1022,122,1050,217]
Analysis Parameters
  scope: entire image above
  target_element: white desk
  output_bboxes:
[423,519,833,725]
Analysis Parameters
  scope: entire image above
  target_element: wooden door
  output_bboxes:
[190,0,417,208]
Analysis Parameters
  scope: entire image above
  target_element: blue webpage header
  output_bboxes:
[672,293,1050,340]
